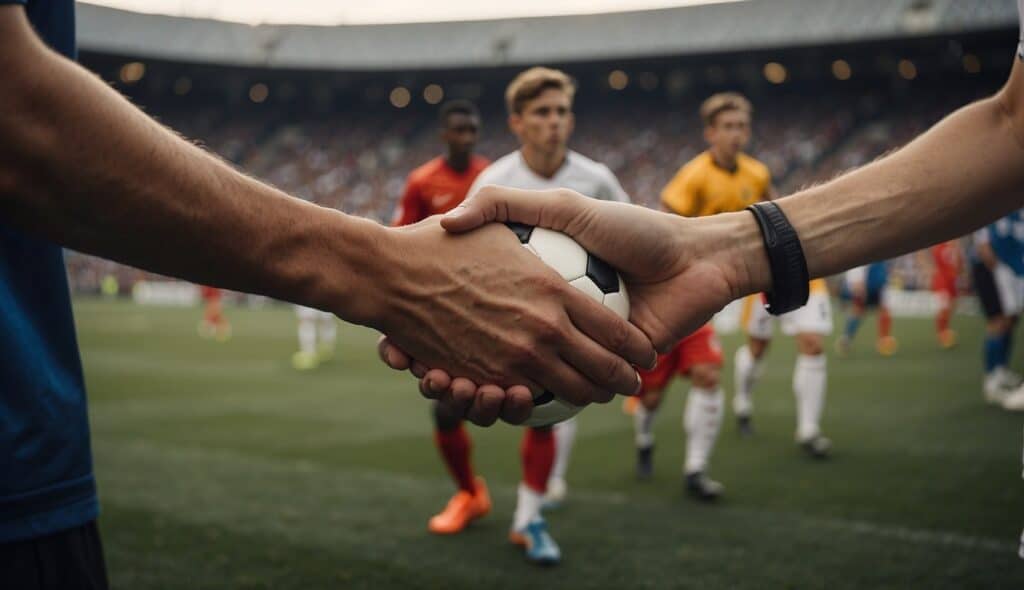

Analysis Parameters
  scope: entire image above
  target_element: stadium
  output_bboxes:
[4,0,1024,588]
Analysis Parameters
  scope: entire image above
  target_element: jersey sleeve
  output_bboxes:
[391,176,425,226]
[595,165,632,203]
[660,164,702,216]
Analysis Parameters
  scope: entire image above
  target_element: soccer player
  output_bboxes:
[291,306,337,370]
[971,213,1024,406]
[930,240,963,348]
[198,285,231,341]
[835,262,895,356]
[389,100,493,535]
[460,67,631,565]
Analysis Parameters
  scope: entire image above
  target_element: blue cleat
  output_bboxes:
[509,518,561,566]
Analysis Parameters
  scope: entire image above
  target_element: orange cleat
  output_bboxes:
[428,477,491,535]
[938,329,958,349]
[876,335,898,357]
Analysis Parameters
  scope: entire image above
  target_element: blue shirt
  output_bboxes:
[0,0,98,543]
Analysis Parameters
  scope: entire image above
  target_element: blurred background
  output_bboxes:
[69,1,1023,588]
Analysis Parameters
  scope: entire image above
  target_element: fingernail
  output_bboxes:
[443,205,465,218]
[633,371,643,395]
[425,378,434,391]
[646,356,658,370]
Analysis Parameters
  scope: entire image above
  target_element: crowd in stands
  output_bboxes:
[65,82,991,295]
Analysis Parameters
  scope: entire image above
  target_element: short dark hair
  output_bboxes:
[439,99,480,126]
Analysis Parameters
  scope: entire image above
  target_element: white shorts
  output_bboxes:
[993,263,1024,317]
[294,305,333,321]
[743,291,833,339]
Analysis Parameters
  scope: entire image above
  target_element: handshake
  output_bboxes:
[371,186,772,426]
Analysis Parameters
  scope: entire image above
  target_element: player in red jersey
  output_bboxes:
[390,100,493,536]
[197,285,230,341]
[930,240,962,348]
[391,101,490,226]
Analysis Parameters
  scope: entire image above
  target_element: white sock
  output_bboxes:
[297,319,316,354]
[318,313,337,350]
[794,354,827,441]
[549,417,577,483]
[683,387,724,475]
[634,404,657,449]
[732,345,762,417]
[513,483,544,531]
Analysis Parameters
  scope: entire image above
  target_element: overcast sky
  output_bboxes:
[81,0,741,25]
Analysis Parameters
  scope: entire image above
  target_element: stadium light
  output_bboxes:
[390,86,411,108]
[249,83,269,103]
[963,54,981,74]
[898,59,917,80]
[831,60,852,81]
[119,62,145,84]
[423,84,444,105]
[763,62,786,84]
[608,70,629,91]
[173,77,192,96]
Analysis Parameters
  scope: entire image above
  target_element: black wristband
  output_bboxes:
[746,201,810,315]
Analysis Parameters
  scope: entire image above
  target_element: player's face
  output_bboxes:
[705,109,751,158]
[510,88,575,155]
[442,112,480,157]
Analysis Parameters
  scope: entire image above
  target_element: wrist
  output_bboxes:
[686,211,773,299]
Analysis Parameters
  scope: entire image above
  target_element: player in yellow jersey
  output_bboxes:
[664,92,833,460]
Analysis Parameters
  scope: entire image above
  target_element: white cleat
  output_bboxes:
[541,477,568,510]
[984,375,1013,405]
[1001,385,1024,411]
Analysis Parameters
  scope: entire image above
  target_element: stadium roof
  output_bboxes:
[78,0,1018,70]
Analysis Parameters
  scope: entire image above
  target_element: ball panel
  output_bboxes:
[568,276,605,304]
[603,291,630,320]
[523,397,582,427]
[506,222,534,244]
[585,253,620,294]
[527,227,588,281]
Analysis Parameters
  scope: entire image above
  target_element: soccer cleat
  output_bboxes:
[636,445,654,480]
[291,350,320,371]
[799,435,832,459]
[736,415,754,437]
[876,336,898,357]
[1001,386,1024,412]
[984,374,1013,405]
[938,329,957,349]
[685,471,723,502]
[999,367,1024,389]
[541,477,568,510]
[622,395,639,416]
[428,477,491,535]
[509,518,561,566]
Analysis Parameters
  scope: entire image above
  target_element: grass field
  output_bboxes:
[74,298,1024,589]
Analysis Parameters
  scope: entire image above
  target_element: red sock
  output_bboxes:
[937,306,951,333]
[435,425,476,494]
[521,427,555,494]
[879,307,892,339]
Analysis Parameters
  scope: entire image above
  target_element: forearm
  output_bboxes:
[778,90,1024,283]
[0,17,385,321]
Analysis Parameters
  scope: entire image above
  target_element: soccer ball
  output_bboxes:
[505,222,630,427]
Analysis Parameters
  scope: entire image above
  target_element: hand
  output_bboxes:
[365,216,656,418]
[378,186,771,408]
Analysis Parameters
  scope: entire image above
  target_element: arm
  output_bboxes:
[0,7,655,421]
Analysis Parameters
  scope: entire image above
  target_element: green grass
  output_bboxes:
[75,298,1024,589]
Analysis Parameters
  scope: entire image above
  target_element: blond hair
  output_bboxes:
[699,92,753,126]
[505,67,576,115]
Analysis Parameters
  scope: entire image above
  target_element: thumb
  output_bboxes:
[441,185,582,234]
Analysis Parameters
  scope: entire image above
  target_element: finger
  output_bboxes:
[410,361,429,379]
[435,378,476,417]
[418,369,452,400]
[441,186,585,234]
[563,286,658,373]
[465,385,506,427]
[499,385,534,425]
[530,355,607,408]
[376,336,411,371]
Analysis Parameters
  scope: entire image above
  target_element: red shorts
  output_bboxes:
[199,286,222,302]
[637,324,723,393]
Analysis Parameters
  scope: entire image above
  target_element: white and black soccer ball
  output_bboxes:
[506,222,630,428]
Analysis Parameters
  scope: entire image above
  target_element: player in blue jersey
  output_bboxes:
[974,212,1024,408]
[0,2,654,585]
[835,262,896,356]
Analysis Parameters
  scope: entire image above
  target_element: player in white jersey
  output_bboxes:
[291,305,337,370]
[464,67,629,566]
